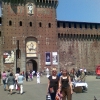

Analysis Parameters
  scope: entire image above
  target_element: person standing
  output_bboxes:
[7,73,15,95]
[59,68,73,100]
[37,71,40,83]
[47,68,59,100]
[79,69,86,82]
[17,72,24,94]
[84,68,87,76]
[1,71,7,91]
[32,70,35,79]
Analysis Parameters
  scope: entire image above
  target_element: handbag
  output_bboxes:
[46,94,51,100]
[55,90,62,100]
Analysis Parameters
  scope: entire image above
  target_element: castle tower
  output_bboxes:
[1,0,58,73]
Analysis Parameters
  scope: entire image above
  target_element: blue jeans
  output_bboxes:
[50,92,56,100]
[2,80,6,90]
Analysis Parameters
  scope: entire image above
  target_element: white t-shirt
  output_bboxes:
[32,71,35,75]
[37,72,40,78]
[15,73,19,80]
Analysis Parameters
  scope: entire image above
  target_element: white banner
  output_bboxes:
[52,52,58,65]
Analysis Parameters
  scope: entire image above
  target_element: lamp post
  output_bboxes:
[16,40,20,73]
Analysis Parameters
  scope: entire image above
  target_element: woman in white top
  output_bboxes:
[15,71,19,90]
[37,71,40,83]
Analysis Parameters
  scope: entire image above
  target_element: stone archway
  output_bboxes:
[26,59,37,73]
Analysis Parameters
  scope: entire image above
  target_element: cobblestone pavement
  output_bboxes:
[0,75,100,100]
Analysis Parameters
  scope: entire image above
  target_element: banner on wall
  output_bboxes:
[3,51,14,64]
[52,52,58,65]
[45,52,51,65]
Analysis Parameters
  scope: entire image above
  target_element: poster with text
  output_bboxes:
[52,52,58,65]
[45,52,51,65]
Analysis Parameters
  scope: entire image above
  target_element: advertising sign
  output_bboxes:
[45,52,51,65]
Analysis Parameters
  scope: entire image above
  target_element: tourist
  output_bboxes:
[6,70,11,90]
[30,71,33,81]
[47,67,59,100]
[17,72,24,94]
[7,73,15,95]
[1,71,7,91]
[15,71,19,90]
[37,71,40,83]
[59,68,73,100]
[79,69,86,82]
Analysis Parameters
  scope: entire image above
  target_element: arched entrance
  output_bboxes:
[16,67,20,73]
[26,59,37,73]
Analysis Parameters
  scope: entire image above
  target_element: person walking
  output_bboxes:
[6,70,11,91]
[7,73,15,95]
[15,71,19,90]
[17,72,24,94]
[30,71,33,81]
[59,68,73,100]
[1,71,7,91]
[47,68,59,100]
[25,71,28,81]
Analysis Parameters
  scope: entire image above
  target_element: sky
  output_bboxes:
[57,0,100,23]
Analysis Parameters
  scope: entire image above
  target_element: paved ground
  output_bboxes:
[0,75,100,100]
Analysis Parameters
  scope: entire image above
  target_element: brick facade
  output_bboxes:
[0,0,100,73]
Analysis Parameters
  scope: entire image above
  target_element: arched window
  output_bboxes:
[30,22,32,27]
[9,20,12,26]
[19,21,22,26]
[48,23,51,28]
[39,22,42,27]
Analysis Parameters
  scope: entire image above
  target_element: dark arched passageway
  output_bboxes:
[26,59,37,73]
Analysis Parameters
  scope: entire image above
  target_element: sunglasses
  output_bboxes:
[52,71,56,73]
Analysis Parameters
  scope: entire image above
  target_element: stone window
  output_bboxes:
[48,23,51,28]
[19,21,22,26]
[30,22,32,27]
[9,20,12,26]
[39,22,42,27]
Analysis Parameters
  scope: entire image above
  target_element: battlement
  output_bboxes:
[2,0,58,8]
[35,0,58,8]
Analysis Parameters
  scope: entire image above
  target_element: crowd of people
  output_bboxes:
[1,70,24,95]
[1,70,41,95]
[47,67,73,100]
[47,67,87,100]
[1,67,87,99]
